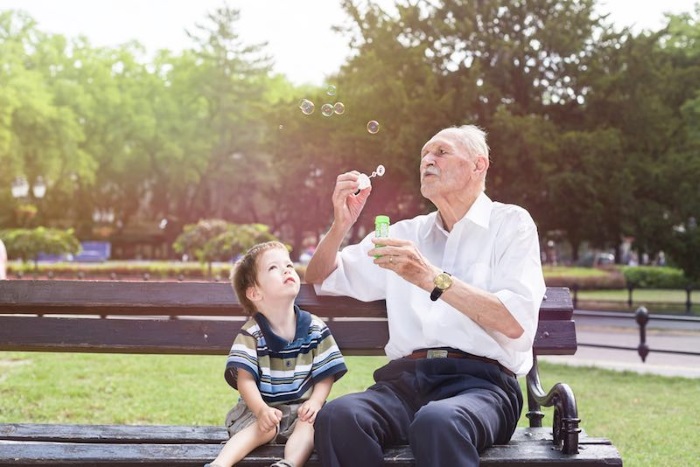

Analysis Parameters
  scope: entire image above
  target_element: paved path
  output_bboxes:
[540,312,700,378]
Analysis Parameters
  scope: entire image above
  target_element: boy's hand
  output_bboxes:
[256,405,283,433]
[297,399,323,424]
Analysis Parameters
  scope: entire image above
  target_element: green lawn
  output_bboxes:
[1,353,699,465]
[576,288,690,303]
[574,288,697,314]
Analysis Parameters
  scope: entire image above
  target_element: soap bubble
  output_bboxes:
[334,102,345,115]
[367,120,380,134]
[321,103,334,117]
[326,85,337,96]
[299,99,315,115]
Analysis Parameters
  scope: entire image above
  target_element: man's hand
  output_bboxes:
[305,172,371,285]
[368,237,440,291]
[255,405,283,433]
[331,171,372,232]
[297,399,323,424]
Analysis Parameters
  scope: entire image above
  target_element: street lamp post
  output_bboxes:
[32,176,47,199]
[11,176,46,227]
[11,177,29,199]
[92,208,116,239]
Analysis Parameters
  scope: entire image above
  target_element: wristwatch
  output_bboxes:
[430,272,453,301]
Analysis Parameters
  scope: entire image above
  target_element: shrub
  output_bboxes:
[621,266,696,289]
[0,228,80,268]
[543,266,626,289]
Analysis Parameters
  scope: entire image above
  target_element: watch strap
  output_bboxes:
[430,286,444,301]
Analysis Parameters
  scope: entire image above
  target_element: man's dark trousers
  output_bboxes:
[315,357,522,467]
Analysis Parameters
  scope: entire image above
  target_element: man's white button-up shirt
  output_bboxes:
[315,193,546,376]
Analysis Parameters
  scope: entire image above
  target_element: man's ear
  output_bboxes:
[474,156,489,173]
[246,285,262,302]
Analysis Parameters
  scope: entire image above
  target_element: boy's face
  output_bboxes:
[250,247,300,303]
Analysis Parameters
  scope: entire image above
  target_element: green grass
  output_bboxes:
[577,288,690,303]
[1,353,699,465]
[542,266,612,278]
[575,288,698,314]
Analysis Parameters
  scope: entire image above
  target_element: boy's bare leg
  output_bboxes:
[211,424,277,467]
[281,420,314,466]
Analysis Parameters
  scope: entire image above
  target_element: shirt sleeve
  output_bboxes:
[490,209,547,352]
[314,232,388,302]
[224,331,259,389]
[309,317,348,382]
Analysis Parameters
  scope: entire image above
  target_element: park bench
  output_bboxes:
[0,280,622,466]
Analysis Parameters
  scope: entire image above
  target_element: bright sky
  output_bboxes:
[0,0,697,85]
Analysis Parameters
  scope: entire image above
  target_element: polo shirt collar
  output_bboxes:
[253,305,311,351]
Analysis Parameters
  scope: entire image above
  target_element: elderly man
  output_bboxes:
[305,125,546,466]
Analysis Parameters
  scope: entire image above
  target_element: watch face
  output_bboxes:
[434,273,452,289]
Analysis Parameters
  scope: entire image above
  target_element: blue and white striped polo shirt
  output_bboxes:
[225,306,347,404]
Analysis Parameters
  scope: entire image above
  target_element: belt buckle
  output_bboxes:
[426,349,448,359]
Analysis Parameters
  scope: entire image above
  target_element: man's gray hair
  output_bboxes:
[453,125,490,160]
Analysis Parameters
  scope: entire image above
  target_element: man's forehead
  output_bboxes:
[422,129,459,150]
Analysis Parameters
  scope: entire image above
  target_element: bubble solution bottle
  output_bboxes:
[374,215,390,258]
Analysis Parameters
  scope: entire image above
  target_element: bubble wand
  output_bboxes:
[357,164,386,191]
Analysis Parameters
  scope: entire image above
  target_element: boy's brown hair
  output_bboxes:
[231,241,289,315]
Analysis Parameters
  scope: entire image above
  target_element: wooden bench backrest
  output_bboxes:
[0,281,575,356]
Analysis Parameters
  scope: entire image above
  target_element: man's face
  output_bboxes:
[419,129,479,201]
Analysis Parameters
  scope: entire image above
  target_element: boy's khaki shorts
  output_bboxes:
[225,400,303,443]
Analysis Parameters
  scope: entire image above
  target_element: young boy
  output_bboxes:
[205,241,347,467]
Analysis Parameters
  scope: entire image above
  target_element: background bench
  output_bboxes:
[0,280,622,466]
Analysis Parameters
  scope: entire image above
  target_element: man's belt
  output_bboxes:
[404,347,515,378]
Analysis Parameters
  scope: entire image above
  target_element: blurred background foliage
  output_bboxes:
[0,1,699,276]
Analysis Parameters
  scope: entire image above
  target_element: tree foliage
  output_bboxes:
[1,227,80,268]
[1,2,700,279]
[172,219,279,275]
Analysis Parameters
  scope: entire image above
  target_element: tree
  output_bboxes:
[1,227,80,269]
[172,219,279,277]
[175,5,273,224]
[0,11,92,229]
[666,221,700,284]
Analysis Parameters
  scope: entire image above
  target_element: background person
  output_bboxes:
[0,239,7,280]
[305,125,546,466]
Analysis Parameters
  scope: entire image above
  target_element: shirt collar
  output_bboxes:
[253,305,311,351]
[423,192,493,237]
[461,191,493,229]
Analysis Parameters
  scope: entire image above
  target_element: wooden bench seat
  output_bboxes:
[0,424,620,466]
[0,280,622,466]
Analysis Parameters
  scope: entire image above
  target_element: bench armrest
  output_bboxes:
[525,356,581,454]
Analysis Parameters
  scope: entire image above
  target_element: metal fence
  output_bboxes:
[575,308,700,361]
[571,284,696,314]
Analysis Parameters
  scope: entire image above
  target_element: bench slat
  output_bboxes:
[0,423,227,444]
[0,439,622,466]
[0,282,572,320]
[0,424,607,446]
[0,316,575,356]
